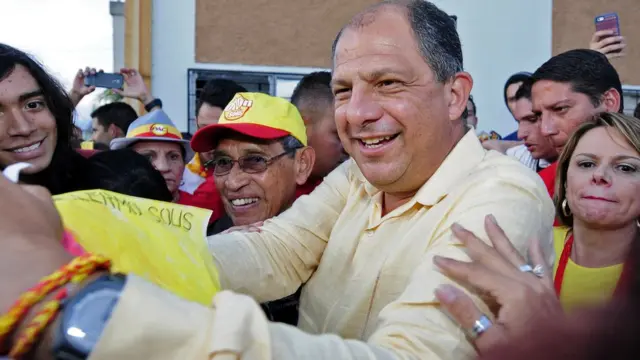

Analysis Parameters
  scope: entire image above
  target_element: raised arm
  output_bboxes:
[208,160,352,302]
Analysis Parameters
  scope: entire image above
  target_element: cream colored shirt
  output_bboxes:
[90,131,554,360]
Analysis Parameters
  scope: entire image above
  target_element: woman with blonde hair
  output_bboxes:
[432,112,640,356]
[551,111,640,311]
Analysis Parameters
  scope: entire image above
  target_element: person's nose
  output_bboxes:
[6,108,36,137]
[592,165,612,185]
[539,112,558,137]
[344,86,384,129]
[153,157,170,173]
[517,125,528,141]
[223,162,251,192]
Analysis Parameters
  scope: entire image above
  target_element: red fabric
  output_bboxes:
[61,229,86,256]
[295,177,323,199]
[539,161,558,199]
[76,149,98,158]
[538,162,561,226]
[177,173,224,223]
[191,123,291,153]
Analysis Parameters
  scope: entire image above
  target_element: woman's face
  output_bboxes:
[0,65,57,174]
[132,141,185,197]
[566,126,640,229]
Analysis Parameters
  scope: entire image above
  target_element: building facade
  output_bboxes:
[114,0,640,135]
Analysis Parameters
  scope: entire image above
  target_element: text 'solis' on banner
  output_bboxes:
[53,190,220,305]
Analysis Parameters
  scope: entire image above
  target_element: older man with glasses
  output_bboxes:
[190,92,316,326]
[190,92,316,235]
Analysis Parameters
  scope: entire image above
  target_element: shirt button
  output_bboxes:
[366,230,374,236]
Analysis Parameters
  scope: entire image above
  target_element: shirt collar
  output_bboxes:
[357,129,486,206]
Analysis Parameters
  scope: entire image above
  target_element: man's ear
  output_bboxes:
[601,88,622,113]
[448,71,474,122]
[294,146,316,186]
[107,123,123,138]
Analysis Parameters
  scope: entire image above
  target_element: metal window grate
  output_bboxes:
[186,69,305,134]
[623,86,640,116]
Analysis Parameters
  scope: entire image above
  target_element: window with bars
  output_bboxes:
[622,86,640,116]
[186,69,306,134]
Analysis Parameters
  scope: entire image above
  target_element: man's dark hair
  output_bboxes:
[90,102,138,133]
[196,79,247,116]
[0,43,89,194]
[80,149,173,202]
[503,72,532,107]
[634,102,640,119]
[532,49,624,113]
[290,71,333,122]
[468,94,476,113]
[332,0,462,82]
[279,135,304,159]
[514,78,533,102]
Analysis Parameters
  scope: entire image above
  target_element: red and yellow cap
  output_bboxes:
[110,109,194,159]
[190,92,307,153]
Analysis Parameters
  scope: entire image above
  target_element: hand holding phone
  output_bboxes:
[591,13,626,59]
[83,72,124,89]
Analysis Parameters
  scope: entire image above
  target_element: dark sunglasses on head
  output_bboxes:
[210,148,301,176]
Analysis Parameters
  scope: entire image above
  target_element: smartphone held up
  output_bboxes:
[84,72,124,89]
[594,12,623,55]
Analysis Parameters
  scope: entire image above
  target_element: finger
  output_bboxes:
[600,43,626,54]
[485,215,526,268]
[592,29,614,42]
[451,223,516,275]
[436,284,485,331]
[434,255,517,298]
[112,88,123,95]
[528,238,554,289]
[598,35,624,47]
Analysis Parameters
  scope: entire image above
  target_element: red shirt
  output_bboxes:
[538,161,560,225]
[178,172,224,223]
[538,161,558,199]
[295,177,323,198]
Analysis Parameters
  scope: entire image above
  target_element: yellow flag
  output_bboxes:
[53,190,219,305]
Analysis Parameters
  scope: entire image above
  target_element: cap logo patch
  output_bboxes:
[224,95,253,121]
[150,124,168,136]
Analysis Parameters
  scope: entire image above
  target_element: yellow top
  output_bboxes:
[552,226,623,312]
[88,131,555,360]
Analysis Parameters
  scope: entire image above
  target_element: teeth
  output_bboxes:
[13,142,41,153]
[231,198,259,206]
[362,136,392,148]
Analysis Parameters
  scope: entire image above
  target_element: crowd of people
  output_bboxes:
[1,0,640,359]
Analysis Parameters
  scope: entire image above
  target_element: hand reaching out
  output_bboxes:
[590,30,626,59]
[114,68,153,105]
[433,215,563,353]
[69,67,98,107]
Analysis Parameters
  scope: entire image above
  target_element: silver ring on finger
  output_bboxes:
[470,314,493,339]
[532,264,545,278]
[518,264,534,273]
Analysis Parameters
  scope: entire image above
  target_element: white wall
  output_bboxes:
[431,0,553,135]
[110,1,125,72]
[153,0,553,135]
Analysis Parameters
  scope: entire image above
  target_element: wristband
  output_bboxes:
[0,254,111,358]
[144,98,162,112]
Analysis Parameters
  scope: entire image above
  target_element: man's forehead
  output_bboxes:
[215,136,282,153]
[334,8,414,64]
[532,80,576,105]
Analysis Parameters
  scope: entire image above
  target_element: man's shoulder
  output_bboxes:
[471,150,550,197]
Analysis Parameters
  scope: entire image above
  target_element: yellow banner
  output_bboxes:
[53,190,219,305]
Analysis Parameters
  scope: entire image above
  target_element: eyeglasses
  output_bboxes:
[210,148,300,176]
